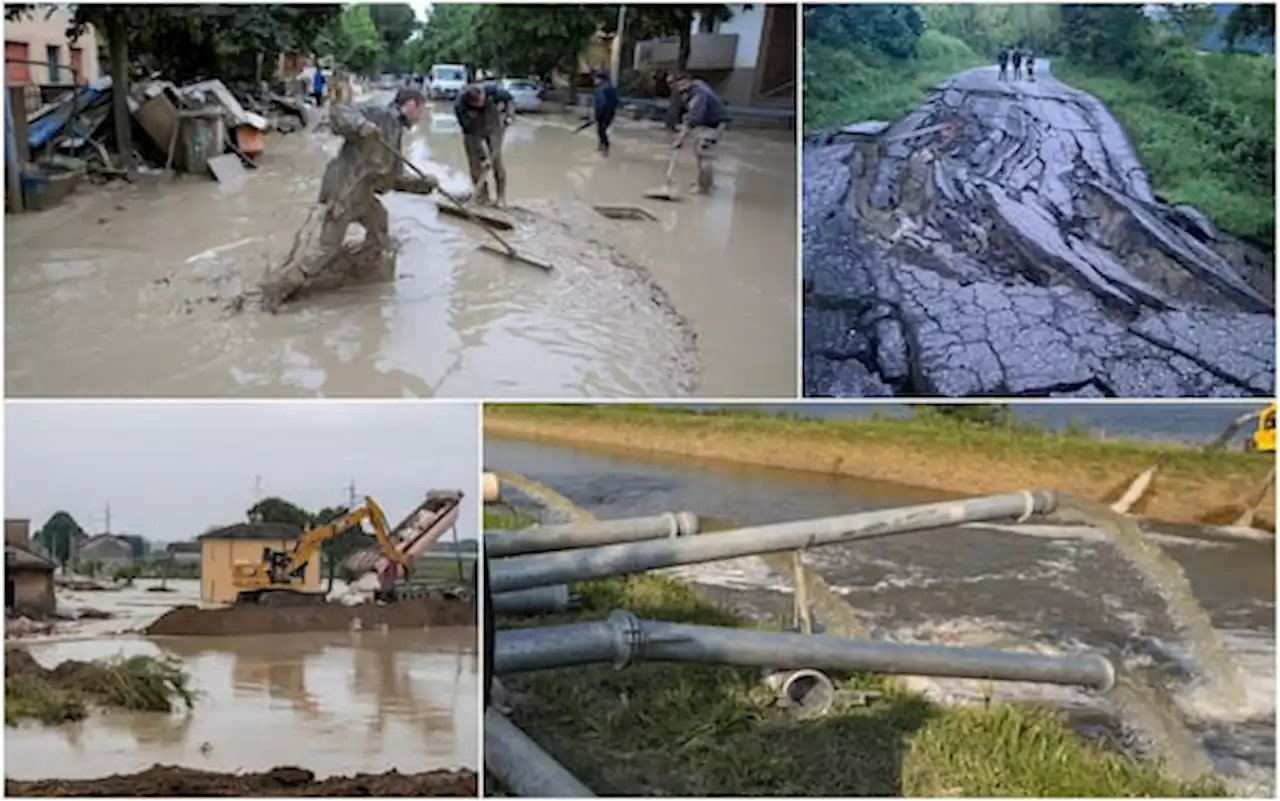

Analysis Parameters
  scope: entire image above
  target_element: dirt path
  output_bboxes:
[804,62,1274,398]
[5,766,477,797]
[484,409,1276,530]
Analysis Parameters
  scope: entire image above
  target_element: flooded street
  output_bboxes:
[6,96,796,398]
[6,580,478,781]
[485,438,1276,792]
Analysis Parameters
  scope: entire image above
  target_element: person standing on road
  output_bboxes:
[1011,46,1024,81]
[997,46,1010,81]
[592,68,620,156]
[312,68,327,107]
[1025,48,1036,82]
[455,81,515,206]
[672,72,731,194]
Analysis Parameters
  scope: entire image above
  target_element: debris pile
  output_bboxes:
[5,647,194,725]
[5,765,478,797]
[145,596,475,637]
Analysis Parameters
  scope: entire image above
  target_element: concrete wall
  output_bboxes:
[711,4,764,69]
[5,519,31,548]
[201,538,321,604]
[8,569,55,615]
[4,8,100,85]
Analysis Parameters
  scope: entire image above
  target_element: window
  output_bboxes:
[5,41,30,84]
[69,46,83,83]
[45,44,59,83]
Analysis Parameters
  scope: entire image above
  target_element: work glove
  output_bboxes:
[358,120,380,138]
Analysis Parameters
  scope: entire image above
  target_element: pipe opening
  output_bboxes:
[768,669,836,719]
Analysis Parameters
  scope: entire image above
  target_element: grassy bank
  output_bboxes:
[804,30,984,131]
[484,405,1275,531]
[5,650,194,726]
[487,508,1224,796]
[1055,53,1275,242]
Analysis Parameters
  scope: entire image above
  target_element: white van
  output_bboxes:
[428,64,469,101]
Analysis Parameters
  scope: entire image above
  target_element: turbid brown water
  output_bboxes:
[4,629,478,781]
[6,94,796,398]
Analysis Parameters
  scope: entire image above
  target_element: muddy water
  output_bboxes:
[485,437,1276,792]
[6,96,795,398]
[5,628,478,781]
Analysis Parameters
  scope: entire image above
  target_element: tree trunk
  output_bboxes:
[326,559,336,594]
[106,15,132,169]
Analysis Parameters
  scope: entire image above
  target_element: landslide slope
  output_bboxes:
[804,63,1275,398]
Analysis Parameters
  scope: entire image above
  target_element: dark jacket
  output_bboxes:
[594,79,619,122]
[683,79,730,129]
[454,83,513,137]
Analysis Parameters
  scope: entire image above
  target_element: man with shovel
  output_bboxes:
[259,88,437,311]
[671,72,730,194]
[455,82,515,206]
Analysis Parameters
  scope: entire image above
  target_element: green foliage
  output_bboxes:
[315,4,386,75]
[405,3,480,71]
[471,4,608,80]
[920,3,1062,55]
[246,497,312,528]
[1164,4,1219,45]
[805,4,923,60]
[1224,4,1277,49]
[113,563,143,582]
[368,3,419,72]
[32,511,84,573]
[313,504,367,591]
[909,404,1014,428]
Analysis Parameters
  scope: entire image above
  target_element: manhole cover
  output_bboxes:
[593,205,658,222]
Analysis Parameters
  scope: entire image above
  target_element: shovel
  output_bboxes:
[642,147,681,202]
[373,137,552,272]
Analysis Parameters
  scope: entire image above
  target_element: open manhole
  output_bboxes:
[593,205,658,222]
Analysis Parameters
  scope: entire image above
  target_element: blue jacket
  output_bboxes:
[594,79,619,121]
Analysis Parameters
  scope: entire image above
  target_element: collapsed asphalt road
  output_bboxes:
[804,63,1275,398]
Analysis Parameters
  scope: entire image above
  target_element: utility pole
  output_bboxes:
[104,502,112,534]
[610,4,627,81]
[254,475,263,501]
[346,479,357,509]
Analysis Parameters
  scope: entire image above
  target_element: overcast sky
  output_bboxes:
[5,402,480,543]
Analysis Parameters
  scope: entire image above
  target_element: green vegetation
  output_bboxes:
[803,4,1276,242]
[487,403,1267,479]
[5,650,195,727]
[489,507,1224,796]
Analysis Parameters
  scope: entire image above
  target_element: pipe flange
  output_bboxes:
[606,609,644,669]
[674,511,700,537]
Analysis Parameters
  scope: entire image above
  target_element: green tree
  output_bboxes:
[805,4,922,61]
[1163,4,1219,45]
[1224,4,1276,49]
[473,4,609,81]
[246,497,312,528]
[315,4,386,74]
[33,511,85,574]
[1060,4,1150,70]
[406,3,480,71]
[912,404,1014,428]
[368,3,420,72]
[313,505,369,593]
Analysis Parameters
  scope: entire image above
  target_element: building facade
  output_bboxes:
[198,522,320,604]
[4,7,100,86]
[4,518,56,615]
[78,534,135,572]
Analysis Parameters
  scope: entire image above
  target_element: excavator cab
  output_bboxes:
[1250,403,1276,453]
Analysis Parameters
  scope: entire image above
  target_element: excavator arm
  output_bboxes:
[268,497,411,585]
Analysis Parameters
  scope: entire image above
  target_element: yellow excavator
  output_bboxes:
[1205,402,1276,453]
[232,496,410,605]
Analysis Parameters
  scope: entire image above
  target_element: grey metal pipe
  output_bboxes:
[489,491,1057,593]
[492,584,575,616]
[485,511,700,558]
[762,668,837,719]
[485,707,595,797]
[495,611,1116,691]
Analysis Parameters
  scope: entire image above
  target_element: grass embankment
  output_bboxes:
[5,648,195,726]
[484,405,1275,531]
[805,30,985,131]
[1056,54,1275,243]
[487,509,1224,796]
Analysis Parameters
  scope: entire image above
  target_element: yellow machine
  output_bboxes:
[232,496,409,605]
[1206,403,1276,454]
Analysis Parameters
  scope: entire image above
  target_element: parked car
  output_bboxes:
[429,64,469,101]
[500,78,542,113]
[375,73,398,90]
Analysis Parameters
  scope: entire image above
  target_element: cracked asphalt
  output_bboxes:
[803,63,1276,398]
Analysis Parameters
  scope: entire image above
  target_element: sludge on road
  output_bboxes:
[5,99,796,399]
[804,63,1275,399]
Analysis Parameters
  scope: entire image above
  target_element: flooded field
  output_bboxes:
[6,580,478,781]
[6,95,796,398]
[485,438,1277,793]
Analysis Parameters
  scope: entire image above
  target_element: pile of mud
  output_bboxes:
[5,766,477,797]
[145,597,475,637]
[804,64,1274,398]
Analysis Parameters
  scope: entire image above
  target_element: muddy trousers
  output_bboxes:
[596,112,614,154]
[464,131,507,204]
[319,189,389,255]
[692,125,720,194]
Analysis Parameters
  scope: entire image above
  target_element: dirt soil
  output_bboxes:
[5,765,478,797]
[144,597,475,636]
[7,647,115,695]
[485,412,1276,531]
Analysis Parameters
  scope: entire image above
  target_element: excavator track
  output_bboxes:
[237,588,328,607]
